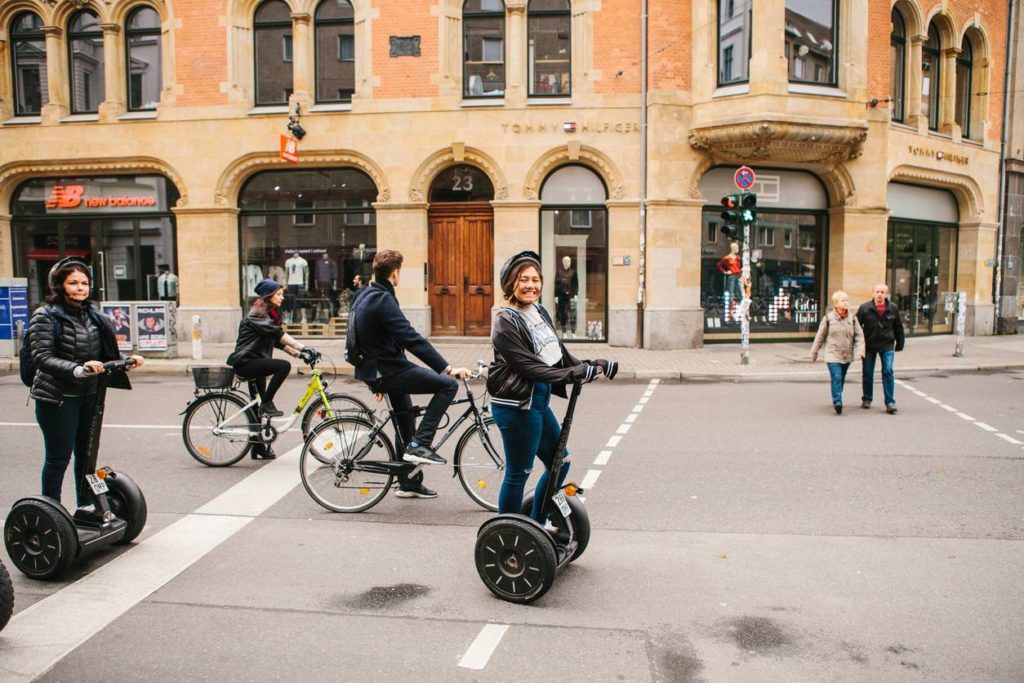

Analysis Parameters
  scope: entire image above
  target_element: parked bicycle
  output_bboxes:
[181,351,367,467]
[300,361,504,513]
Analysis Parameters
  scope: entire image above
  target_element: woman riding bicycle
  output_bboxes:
[227,278,315,458]
[487,251,615,522]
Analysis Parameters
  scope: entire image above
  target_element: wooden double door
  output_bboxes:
[428,203,493,336]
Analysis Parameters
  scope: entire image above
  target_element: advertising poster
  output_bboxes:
[136,303,168,350]
[102,304,133,351]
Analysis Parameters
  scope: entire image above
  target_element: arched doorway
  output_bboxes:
[427,165,494,336]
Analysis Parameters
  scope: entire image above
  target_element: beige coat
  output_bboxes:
[809,309,865,363]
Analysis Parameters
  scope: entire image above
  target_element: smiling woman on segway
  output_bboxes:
[28,257,145,508]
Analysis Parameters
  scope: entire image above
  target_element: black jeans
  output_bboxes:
[372,366,458,451]
[234,357,291,405]
[36,393,98,507]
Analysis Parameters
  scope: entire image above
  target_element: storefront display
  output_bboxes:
[700,168,828,340]
[11,176,179,308]
[238,168,377,336]
[539,165,608,341]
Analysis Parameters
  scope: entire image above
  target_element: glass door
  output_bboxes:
[887,221,957,335]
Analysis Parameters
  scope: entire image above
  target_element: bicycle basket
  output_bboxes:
[191,366,235,389]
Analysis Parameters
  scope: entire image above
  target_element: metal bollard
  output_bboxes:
[953,292,967,357]
[191,315,203,360]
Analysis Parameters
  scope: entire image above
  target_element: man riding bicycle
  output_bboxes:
[350,249,470,499]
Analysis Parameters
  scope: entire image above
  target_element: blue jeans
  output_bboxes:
[827,362,850,406]
[862,349,896,406]
[36,393,98,507]
[491,382,570,522]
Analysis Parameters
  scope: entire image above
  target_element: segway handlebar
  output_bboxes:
[98,358,138,374]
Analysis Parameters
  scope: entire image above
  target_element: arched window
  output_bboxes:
[717,0,750,86]
[254,0,293,106]
[889,8,905,122]
[10,12,49,116]
[955,36,973,139]
[315,0,354,103]
[540,165,608,340]
[785,0,837,85]
[463,0,505,98]
[125,6,162,111]
[527,0,570,97]
[68,10,105,114]
[922,23,941,131]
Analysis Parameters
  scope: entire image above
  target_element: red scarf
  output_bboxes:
[268,307,282,325]
[875,301,887,316]
[836,308,848,319]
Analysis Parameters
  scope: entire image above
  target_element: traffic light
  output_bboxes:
[740,192,757,225]
[720,194,741,240]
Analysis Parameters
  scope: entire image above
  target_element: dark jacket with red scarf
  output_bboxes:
[226,305,285,366]
[855,299,906,353]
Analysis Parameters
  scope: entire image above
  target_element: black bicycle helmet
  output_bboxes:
[498,250,542,297]
[47,256,90,293]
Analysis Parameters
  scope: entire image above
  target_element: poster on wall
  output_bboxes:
[136,303,168,350]
[101,304,134,351]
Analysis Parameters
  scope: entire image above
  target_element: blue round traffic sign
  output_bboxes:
[734,166,756,191]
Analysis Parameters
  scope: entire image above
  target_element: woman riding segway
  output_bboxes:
[476,251,617,603]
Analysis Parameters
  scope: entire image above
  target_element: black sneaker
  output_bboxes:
[834,404,843,415]
[261,402,284,418]
[395,482,438,499]
[251,444,276,460]
[402,444,446,465]
[861,401,871,409]
[885,404,898,415]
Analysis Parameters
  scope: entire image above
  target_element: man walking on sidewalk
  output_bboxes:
[856,284,905,414]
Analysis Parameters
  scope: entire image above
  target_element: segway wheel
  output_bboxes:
[0,560,13,632]
[4,499,78,580]
[521,493,591,563]
[105,472,149,545]
[475,517,557,604]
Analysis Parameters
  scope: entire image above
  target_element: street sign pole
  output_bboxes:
[740,223,751,364]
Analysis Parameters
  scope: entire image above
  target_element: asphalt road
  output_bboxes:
[0,368,1022,682]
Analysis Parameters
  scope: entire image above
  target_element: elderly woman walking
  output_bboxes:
[809,290,865,414]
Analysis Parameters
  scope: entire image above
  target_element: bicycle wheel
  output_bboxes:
[454,415,504,511]
[300,416,396,513]
[300,392,375,438]
[182,392,257,467]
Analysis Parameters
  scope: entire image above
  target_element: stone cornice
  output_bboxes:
[688,120,869,165]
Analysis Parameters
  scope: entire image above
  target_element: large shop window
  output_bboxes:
[785,0,837,86]
[239,168,377,332]
[125,6,162,111]
[10,11,49,116]
[886,183,959,336]
[315,0,355,103]
[527,0,571,97]
[68,10,105,114]
[717,0,750,86]
[11,176,180,307]
[539,165,607,341]
[699,168,828,341]
[463,0,506,98]
[254,0,293,106]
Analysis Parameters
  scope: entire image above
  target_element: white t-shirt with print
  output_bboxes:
[518,304,562,367]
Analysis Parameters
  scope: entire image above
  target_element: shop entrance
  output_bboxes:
[428,203,493,336]
[886,220,957,335]
[426,165,495,336]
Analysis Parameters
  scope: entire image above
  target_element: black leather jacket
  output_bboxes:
[226,306,285,367]
[29,302,128,405]
[487,305,594,410]
[855,299,906,353]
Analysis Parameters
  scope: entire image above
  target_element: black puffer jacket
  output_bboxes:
[29,302,128,405]
[226,305,285,367]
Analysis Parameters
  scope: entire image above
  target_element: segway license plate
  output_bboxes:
[552,490,571,519]
[86,473,109,495]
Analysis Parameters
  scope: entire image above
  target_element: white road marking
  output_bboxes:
[955,412,975,421]
[642,391,654,398]
[649,379,661,385]
[615,423,632,435]
[594,450,612,466]
[0,444,303,680]
[996,433,1023,446]
[940,405,957,412]
[638,396,650,404]
[625,413,638,423]
[580,469,602,489]
[974,422,998,433]
[925,397,942,404]
[632,404,644,413]
[458,624,509,670]
[605,435,622,448]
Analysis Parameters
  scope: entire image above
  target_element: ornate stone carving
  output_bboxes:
[688,121,868,165]
[523,144,624,201]
[0,157,187,206]
[890,164,983,220]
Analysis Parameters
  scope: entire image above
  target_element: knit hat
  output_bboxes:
[498,250,542,298]
[254,279,283,298]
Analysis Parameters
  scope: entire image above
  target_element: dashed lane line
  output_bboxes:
[458,624,510,670]
[899,380,1024,455]
[955,412,976,421]
[605,435,623,448]
[974,422,999,432]
[594,450,612,466]
[996,433,1024,446]
[580,469,602,489]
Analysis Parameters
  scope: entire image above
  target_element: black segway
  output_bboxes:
[0,560,12,631]
[475,363,616,603]
[4,358,147,581]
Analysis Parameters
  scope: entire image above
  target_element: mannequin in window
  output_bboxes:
[285,253,309,321]
[555,255,579,337]
[156,263,178,301]
[717,242,743,303]
[316,252,338,316]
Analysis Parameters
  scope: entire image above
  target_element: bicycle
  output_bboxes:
[300,361,505,513]
[181,351,369,467]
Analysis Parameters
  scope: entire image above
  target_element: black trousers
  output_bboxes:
[234,357,291,405]
[372,366,458,451]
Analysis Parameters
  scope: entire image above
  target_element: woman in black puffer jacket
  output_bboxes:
[29,258,144,507]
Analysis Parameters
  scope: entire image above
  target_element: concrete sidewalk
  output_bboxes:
[7,333,1021,382]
